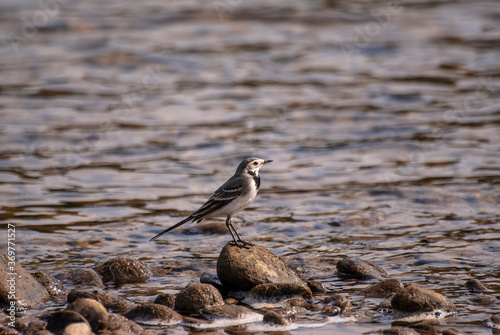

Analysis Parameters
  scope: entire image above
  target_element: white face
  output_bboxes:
[246,158,270,174]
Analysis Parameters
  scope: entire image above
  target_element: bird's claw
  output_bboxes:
[230,240,253,249]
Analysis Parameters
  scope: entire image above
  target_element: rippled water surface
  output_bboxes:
[1,0,499,333]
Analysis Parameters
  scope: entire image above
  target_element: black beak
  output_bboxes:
[264,160,273,164]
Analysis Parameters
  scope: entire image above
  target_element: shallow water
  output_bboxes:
[1,0,499,333]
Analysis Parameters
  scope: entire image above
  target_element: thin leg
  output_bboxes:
[225,216,239,245]
[225,216,252,248]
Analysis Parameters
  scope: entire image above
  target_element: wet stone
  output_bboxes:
[465,278,489,293]
[470,295,496,305]
[32,271,68,302]
[99,313,148,335]
[45,310,89,335]
[0,254,50,308]
[94,257,152,285]
[263,310,289,325]
[336,257,387,280]
[175,283,224,313]
[217,243,307,291]
[391,284,455,314]
[62,322,92,335]
[307,280,326,293]
[67,289,135,313]
[202,305,258,320]
[361,278,405,298]
[124,303,181,326]
[153,293,175,309]
[200,272,223,289]
[322,294,351,313]
[66,298,108,331]
[55,268,104,288]
[244,283,312,304]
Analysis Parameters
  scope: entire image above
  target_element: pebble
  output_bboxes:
[66,298,108,331]
[391,284,455,314]
[0,254,50,308]
[263,310,289,325]
[55,268,104,288]
[153,293,175,309]
[465,278,489,293]
[32,271,68,302]
[322,294,351,313]
[361,278,404,298]
[62,322,92,335]
[99,313,151,335]
[94,257,152,284]
[67,289,135,313]
[244,283,312,304]
[216,243,307,291]
[307,280,326,293]
[124,303,182,326]
[336,257,387,280]
[202,305,257,319]
[175,283,224,313]
[45,310,89,335]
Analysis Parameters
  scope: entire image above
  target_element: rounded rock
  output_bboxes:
[55,268,104,288]
[124,303,182,326]
[94,257,152,284]
[465,278,488,293]
[67,289,135,313]
[336,257,387,280]
[32,271,68,302]
[0,254,50,308]
[322,294,351,313]
[217,243,307,291]
[62,322,92,335]
[67,298,108,331]
[391,284,455,314]
[45,310,89,335]
[154,293,175,309]
[361,278,405,298]
[175,283,224,313]
[263,310,288,325]
[244,283,312,304]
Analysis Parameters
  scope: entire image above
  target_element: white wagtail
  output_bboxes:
[150,157,272,247]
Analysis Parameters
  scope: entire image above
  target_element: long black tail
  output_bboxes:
[150,216,195,241]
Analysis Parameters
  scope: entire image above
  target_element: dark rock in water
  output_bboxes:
[336,257,387,280]
[216,243,307,291]
[124,303,181,326]
[45,310,89,335]
[361,278,404,298]
[62,322,92,335]
[471,295,496,305]
[66,298,108,331]
[377,299,392,312]
[244,283,312,304]
[94,257,152,284]
[322,294,351,313]
[175,283,224,313]
[391,284,455,314]
[202,305,259,320]
[263,310,289,325]
[0,254,50,308]
[67,289,135,313]
[99,313,148,335]
[55,268,104,288]
[307,280,326,293]
[32,271,68,302]
[200,272,223,289]
[377,327,419,335]
[153,293,175,309]
[465,278,488,293]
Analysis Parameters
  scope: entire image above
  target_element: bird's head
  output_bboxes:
[237,157,272,175]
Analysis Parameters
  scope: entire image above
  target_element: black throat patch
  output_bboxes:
[248,170,261,189]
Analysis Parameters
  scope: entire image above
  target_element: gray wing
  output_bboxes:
[191,175,244,219]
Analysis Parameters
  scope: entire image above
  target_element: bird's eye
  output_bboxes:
[253,161,259,166]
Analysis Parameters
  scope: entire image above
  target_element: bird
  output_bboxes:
[150,157,272,247]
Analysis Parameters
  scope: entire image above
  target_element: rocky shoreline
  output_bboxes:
[1,244,498,334]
